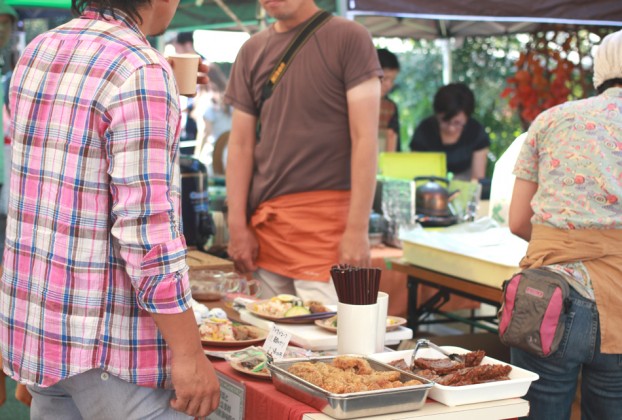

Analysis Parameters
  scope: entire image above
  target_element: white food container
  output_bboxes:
[369,345,539,407]
[399,222,528,288]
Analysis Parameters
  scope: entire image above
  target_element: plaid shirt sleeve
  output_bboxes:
[106,63,191,314]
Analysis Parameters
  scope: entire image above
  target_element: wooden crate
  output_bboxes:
[186,249,234,272]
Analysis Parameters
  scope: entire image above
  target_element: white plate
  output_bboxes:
[314,315,407,333]
[229,360,271,379]
[369,345,539,406]
[201,325,268,347]
[245,299,336,324]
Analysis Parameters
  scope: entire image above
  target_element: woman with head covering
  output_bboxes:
[409,83,490,181]
[508,29,622,419]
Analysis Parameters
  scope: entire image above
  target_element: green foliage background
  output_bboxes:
[378,36,525,179]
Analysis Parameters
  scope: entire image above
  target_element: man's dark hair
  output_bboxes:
[433,82,475,120]
[176,31,194,45]
[377,48,399,70]
[71,0,150,24]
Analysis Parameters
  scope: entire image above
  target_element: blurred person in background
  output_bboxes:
[377,48,401,152]
[409,83,490,181]
[196,63,232,175]
[0,0,220,418]
[509,29,622,420]
[225,0,381,303]
[173,31,204,141]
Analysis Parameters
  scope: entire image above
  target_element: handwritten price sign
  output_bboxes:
[263,325,292,360]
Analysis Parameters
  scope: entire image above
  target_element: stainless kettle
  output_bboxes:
[414,176,459,217]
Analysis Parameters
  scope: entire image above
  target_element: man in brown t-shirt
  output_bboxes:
[224,0,382,303]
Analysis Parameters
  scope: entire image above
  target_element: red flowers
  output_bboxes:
[501,29,605,127]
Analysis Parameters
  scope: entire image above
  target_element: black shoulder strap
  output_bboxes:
[256,10,332,140]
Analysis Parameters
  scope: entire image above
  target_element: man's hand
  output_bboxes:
[166,58,209,96]
[0,355,6,407]
[150,310,221,417]
[170,349,220,417]
[197,61,209,86]
[338,227,370,267]
[228,224,259,274]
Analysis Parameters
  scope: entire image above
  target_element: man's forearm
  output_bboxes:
[150,309,203,357]
[225,142,253,229]
[226,111,256,229]
[345,77,380,233]
[347,140,377,233]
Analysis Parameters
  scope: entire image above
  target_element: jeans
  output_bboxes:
[511,288,622,420]
[27,369,192,420]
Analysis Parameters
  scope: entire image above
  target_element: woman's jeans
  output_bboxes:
[511,288,622,420]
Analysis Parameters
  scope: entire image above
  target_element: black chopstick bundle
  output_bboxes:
[331,264,381,305]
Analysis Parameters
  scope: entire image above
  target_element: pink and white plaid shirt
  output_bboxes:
[0,8,191,388]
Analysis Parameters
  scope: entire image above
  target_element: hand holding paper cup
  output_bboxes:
[167,53,201,97]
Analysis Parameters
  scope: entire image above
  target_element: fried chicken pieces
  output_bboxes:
[307,300,329,314]
[287,356,422,394]
[389,350,512,386]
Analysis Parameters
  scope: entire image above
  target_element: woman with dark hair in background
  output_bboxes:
[377,48,401,152]
[409,83,490,181]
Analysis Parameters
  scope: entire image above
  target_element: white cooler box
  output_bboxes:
[399,220,528,288]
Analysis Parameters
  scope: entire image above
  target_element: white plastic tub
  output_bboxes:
[370,345,539,407]
[400,223,528,288]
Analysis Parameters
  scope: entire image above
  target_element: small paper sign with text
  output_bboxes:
[263,325,291,360]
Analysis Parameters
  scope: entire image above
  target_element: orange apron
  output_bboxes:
[251,190,350,281]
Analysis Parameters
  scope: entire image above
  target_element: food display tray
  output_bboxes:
[268,355,433,419]
[370,346,539,407]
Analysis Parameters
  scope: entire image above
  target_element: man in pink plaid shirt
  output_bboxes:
[0,0,220,418]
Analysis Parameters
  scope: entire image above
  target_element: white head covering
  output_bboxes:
[593,30,622,89]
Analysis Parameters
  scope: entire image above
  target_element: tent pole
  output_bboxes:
[212,0,252,34]
[336,0,348,18]
[440,39,452,84]
[256,2,267,31]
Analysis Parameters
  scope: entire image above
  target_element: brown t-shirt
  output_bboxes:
[225,15,382,213]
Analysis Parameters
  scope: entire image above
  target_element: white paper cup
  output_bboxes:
[337,302,378,355]
[167,53,200,97]
[375,292,389,352]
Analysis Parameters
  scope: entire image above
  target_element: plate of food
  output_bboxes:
[226,347,272,379]
[314,315,407,333]
[369,345,539,406]
[229,359,271,379]
[245,294,336,324]
[199,318,268,347]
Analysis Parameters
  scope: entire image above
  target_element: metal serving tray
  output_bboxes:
[267,355,433,419]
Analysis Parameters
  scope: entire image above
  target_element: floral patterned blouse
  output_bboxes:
[513,87,622,299]
[514,87,622,230]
